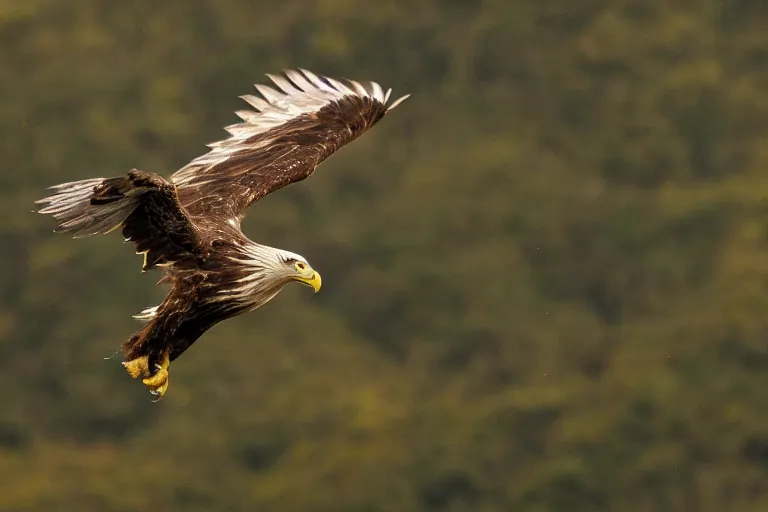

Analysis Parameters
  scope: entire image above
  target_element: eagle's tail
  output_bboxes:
[35,176,145,238]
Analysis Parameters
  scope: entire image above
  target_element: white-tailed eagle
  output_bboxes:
[35,69,409,400]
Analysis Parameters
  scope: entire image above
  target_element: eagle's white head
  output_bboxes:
[222,242,321,310]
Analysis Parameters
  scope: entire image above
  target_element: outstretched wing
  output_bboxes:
[171,69,409,225]
[36,170,201,271]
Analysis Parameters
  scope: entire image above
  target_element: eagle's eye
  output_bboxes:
[295,261,307,272]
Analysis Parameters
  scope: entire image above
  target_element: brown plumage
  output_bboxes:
[35,69,409,399]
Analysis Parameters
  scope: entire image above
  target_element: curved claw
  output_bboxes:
[142,369,168,394]
[142,364,169,400]
[123,353,171,400]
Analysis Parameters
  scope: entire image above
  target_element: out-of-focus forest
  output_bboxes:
[1,0,768,510]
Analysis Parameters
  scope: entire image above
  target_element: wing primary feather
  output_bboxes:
[325,77,354,95]
[371,81,385,102]
[348,79,369,97]
[267,73,302,95]
[254,84,285,104]
[388,94,410,111]
[384,88,392,103]
[235,110,258,122]
[285,69,315,92]
[299,68,334,93]
[240,94,269,111]
[224,123,251,136]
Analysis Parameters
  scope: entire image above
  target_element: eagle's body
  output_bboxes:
[36,69,408,399]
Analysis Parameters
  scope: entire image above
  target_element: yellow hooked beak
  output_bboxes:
[295,270,322,293]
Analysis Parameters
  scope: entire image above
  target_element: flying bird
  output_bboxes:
[35,69,409,400]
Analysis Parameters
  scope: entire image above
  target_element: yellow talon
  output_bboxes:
[122,355,150,379]
[122,353,171,400]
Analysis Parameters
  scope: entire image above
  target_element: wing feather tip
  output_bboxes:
[387,93,411,111]
[254,83,286,103]
[370,81,385,102]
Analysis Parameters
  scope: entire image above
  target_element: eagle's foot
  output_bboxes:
[122,355,150,379]
[143,361,170,401]
[122,353,170,401]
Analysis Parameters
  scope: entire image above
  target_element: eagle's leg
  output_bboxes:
[122,352,171,400]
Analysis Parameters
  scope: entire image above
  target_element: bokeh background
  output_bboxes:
[2,1,768,510]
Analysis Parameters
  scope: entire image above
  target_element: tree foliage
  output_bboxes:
[2,0,768,510]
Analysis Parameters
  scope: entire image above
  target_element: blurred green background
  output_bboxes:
[2,1,768,510]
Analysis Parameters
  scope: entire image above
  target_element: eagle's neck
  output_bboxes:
[214,240,289,310]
